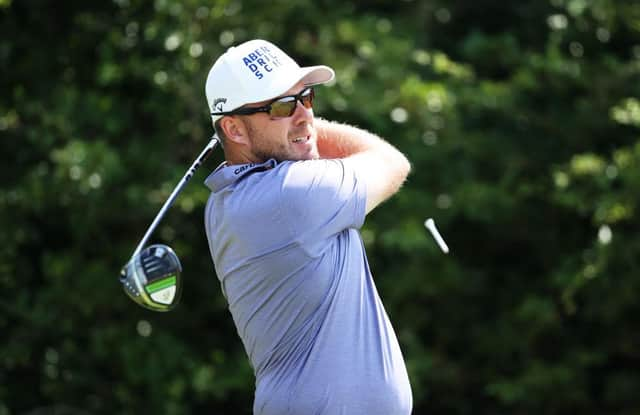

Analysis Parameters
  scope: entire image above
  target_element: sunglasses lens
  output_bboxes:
[269,99,297,117]
[267,88,315,118]
[301,88,314,109]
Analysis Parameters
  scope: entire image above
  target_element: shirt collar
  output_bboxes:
[204,159,277,191]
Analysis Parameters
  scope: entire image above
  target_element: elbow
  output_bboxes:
[388,152,411,194]
[398,152,411,182]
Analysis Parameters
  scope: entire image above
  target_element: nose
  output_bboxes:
[291,99,313,124]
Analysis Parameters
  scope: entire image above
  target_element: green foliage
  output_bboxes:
[2,0,640,413]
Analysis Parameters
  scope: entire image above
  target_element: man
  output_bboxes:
[203,39,412,415]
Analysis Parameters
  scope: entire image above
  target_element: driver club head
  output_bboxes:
[120,244,182,312]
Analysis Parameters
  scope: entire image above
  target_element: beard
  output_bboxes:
[245,123,289,162]
[244,118,318,163]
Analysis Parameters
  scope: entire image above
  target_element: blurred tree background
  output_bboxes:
[1,0,640,413]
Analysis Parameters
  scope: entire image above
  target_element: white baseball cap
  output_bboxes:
[205,39,335,123]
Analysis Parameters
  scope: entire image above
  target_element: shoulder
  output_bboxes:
[277,159,354,191]
[274,159,364,216]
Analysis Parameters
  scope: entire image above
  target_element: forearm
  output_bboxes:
[316,118,393,159]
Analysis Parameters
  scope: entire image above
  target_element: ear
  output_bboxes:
[219,116,249,145]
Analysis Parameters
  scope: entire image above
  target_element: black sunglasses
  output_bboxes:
[212,87,315,118]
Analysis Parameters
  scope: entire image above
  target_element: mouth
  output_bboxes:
[291,135,311,144]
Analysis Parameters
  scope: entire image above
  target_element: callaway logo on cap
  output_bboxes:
[205,39,335,122]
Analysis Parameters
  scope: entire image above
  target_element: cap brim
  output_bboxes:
[260,65,334,104]
[298,65,335,86]
[255,65,335,104]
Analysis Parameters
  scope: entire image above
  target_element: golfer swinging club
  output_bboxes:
[204,39,413,415]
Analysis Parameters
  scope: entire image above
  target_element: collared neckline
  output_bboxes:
[204,159,278,191]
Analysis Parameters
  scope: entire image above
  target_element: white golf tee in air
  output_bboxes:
[424,218,449,254]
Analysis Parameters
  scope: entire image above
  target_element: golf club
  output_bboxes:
[119,136,220,311]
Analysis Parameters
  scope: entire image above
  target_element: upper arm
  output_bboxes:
[280,160,367,255]
[343,148,411,214]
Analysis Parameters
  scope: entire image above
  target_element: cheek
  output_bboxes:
[267,121,291,144]
[249,123,284,152]
[246,117,291,149]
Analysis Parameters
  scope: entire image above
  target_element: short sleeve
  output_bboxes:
[279,159,366,256]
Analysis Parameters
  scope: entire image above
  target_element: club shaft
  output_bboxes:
[132,137,219,257]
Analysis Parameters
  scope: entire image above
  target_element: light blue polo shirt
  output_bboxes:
[204,158,412,415]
